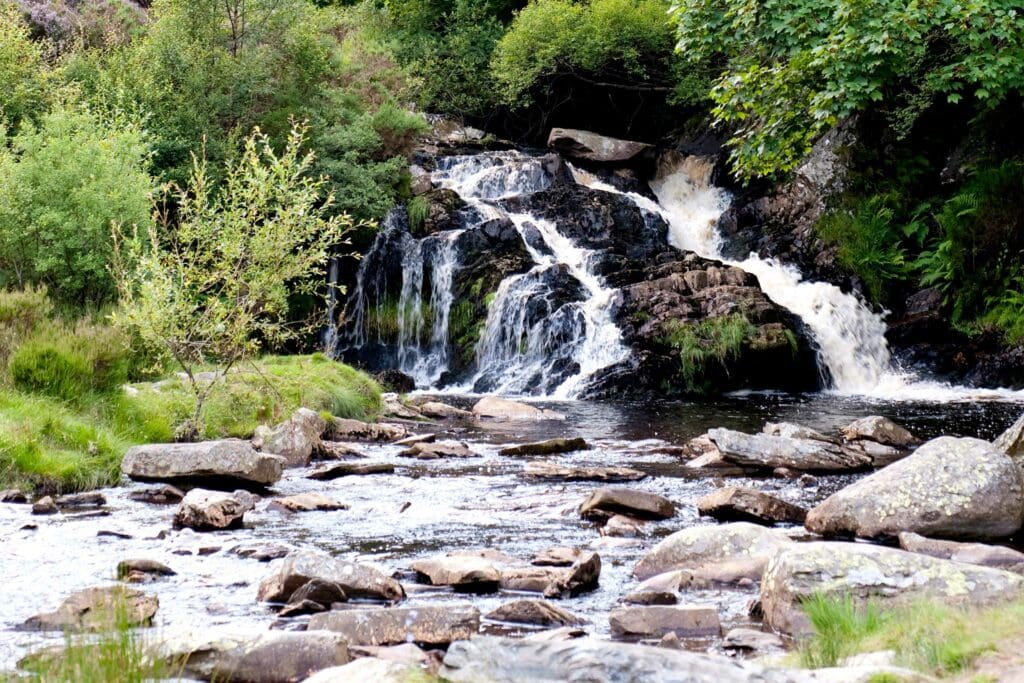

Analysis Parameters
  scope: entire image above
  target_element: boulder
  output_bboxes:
[122,440,283,488]
[411,555,501,592]
[547,128,653,163]
[633,522,792,580]
[707,429,869,472]
[623,591,677,605]
[21,586,158,632]
[252,408,327,468]
[328,418,409,442]
[840,416,918,448]
[995,412,1024,459]
[128,484,185,504]
[485,600,581,627]
[154,628,349,683]
[722,627,786,652]
[603,514,646,537]
[609,605,721,639]
[532,547,580,567]
[307,462,395,480]
[0,489,27,503]
[398,440,479,459]
[288,579,348,607]
[763,422,834,442]
[173,489,255,531]
[303,658,419,683]
[761,541,1024,635]
[523,461,645,482]
[472,396,566,421]
[898,531,1024,570]
[696,486,806,526]
[117,559,176,579]
[805,436,1024,540]
[257,551,405,603]
[308,605,480,646]
[380,392,422,420]
[319,441,366,459]
[267,493,348,513]
[31,496,57,515]
[232,543,291,562]
[54,491,106,508]
[501,552,601,598]
[418,400,473,419]
[579,487,674,521]
[499,438,591,456]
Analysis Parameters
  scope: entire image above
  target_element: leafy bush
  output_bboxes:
[0,2,53,129]
[0,105,154,306]
[660,313,756,392]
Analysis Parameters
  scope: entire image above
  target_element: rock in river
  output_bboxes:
[307,462,395,480]
[471,396,566,421]
[308,605,480,646]
[117,558,176,579]
[840,416,918,448]
[328,418,409,442]
[499,437,591,456]
[898,531,1024,570]
[523,461,645,482]
[805,436,1024,540]
[411,555,502,592]
[609,605,721,639]
[547,128,653,163]
[258,550,405,603]
[399,440,479,459]
[761,541,1024,635]
[707,428,870,472]
[174,489,255,531]
[696,486,806,526]
[633,522,792,580]
[252,407,327,468]
[128,484,185,504]
[122,439,283,488]
[22,586,158,631]
[579,487,675,521]
[418,400,473,419]
[501,551,601,598]
[486,600,581,627]
[267,493,349,513]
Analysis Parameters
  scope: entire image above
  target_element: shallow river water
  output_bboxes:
[1,394,1021,671]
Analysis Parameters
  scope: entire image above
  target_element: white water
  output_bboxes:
[572,160,1024,402]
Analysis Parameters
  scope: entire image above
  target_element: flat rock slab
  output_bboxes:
[707,429,870,472]
[418,401,473,419]
[722,627,786,652]
[472,396,565,421]
[696,486,806,526]
[54,491,106,508]
[898,531,1024,570]
[486,600,581,626]
[633,522,792,580]
[308,605,480,646]
[761,541,1024,636]
[174,489,255,531]
[307,462,395,480]
[22,586,157,632]
[411,555,501,591]
[329,418,408,442]
[122,440,283,487]
[806,436,1024,540]
[399,440,479,459]
[609,605,720,639]
[267,493,348,513]
[154,628,348,683]
[258,551,405,603]
[524,461,645,482]
[500,438,591,457]
[580,487,674,521]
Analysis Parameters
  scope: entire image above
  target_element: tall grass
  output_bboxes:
[660,314,756,391]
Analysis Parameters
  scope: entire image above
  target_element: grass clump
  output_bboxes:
[660,314,756,392]
[798,593,1024,677]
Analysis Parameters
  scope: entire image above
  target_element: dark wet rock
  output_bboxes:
[633,522,792,580]
[398,440,479,459]
[376,370,417,393]
[609,605,720,639]
[117,559,176,579]
[232,543,291,562]
[128,484,185,505]
[0,489,27,503]
[532,547,580,567]
[898,531,1024,570]
[98,529,133,539]
[547,127,653,163]
[806,436,1024,540]
[416,188,467,236]
[278,599,327,618]
[307,462,395,480]
[257,551,405,604]
[122,439,283,488]
[154,628,349,682]
[499,437,591,457]
[267,493,348,514]
[21,586,158,632]
[707,429,870,472]
[761,541,1024,636]
[841,416,918,448]
[174,489,255,531]
[328,418,409,442]
[31,496,57,515]
[602,514,647,537]
[502,551,601,598]
[722,627,786,652]
[53,491,106,508]
[411,555,501,592]
[623,591,677,606]
[579,487,674,521]
[523,461,646,482]
[485,600,581,627]
[471,396,566,421]
[696,486,806,526]
[308,605,480,646]
[289,579,348,607]
[252,408,327,468]
[418,400,473,419]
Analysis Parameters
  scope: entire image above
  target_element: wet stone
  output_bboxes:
[232,543,290,562]
[523,461,645,482]
[307,462,395,480]
[0,489,28,504]
[579,487,675,521]
[499,437,591,457]
[609,605,721,639]
[532,546,580,567]
[623,591,678,606]
[128,484,185,505]
[267,493,348,513]
[308,605,480,647]
[411,555,501,592]
[31,496,57,515]
[117,559,176,579]
[21,586,158,632]
[485,600,581,627]
[696,486,806,526]
[398,440,479,459]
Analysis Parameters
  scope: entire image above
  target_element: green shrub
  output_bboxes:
[9,340,94,400]
[0,3,54,130]
[0,285,53,366]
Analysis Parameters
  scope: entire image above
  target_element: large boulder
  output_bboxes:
[761,542,1024,635]
[472,396,566,421]
[696,486,806,526]
[579,487,675,521]
[805,436,1024,540]
[173,489,255,531]
[252,408,327,467]
[21,586,158,632]
[547,128,653,163]
[707,429,869,472]
[308,605,480,646]
[122,440,283,488]
[634,522,792,580]
[257,551,405,603]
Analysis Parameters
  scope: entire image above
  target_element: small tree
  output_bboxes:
[112,123,351,439]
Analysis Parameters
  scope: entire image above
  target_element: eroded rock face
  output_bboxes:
[173,489,255,531]
[579,487,675,521]
[547,128,653,163]
[252,408,327,468]
[257,551,405,604]
[761,542,1024,635]
[122,440,283,488]
[696,486,806,526]
[609,605,721,639]
[707,429,869,472]
[308,605,480,646]
[634,522,792,580]
[805,436,1024,540]
[21,586,158,632]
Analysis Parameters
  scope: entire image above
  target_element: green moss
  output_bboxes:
[660,314,756,392]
